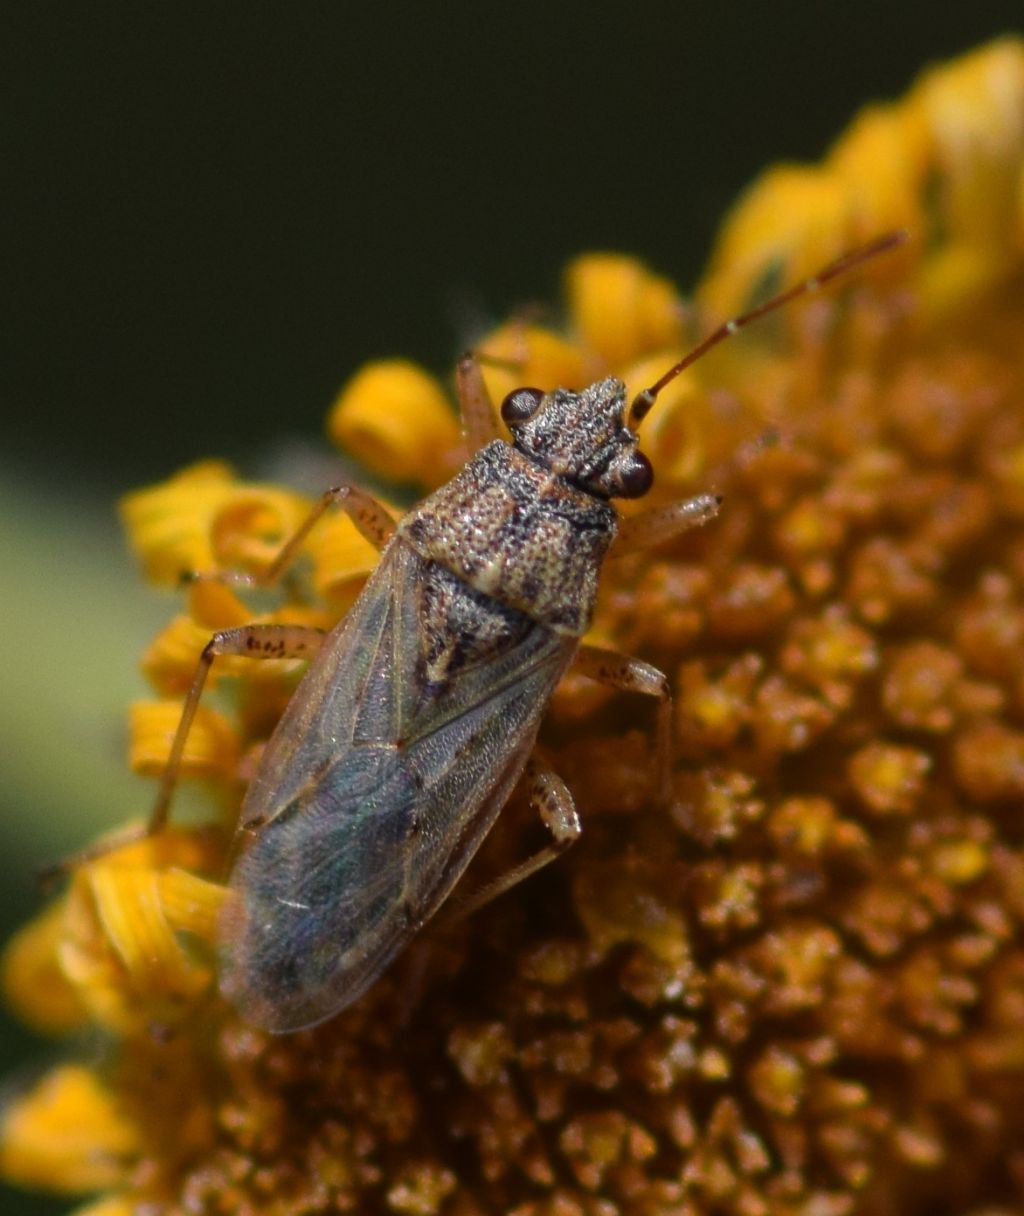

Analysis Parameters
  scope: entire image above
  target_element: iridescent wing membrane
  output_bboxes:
[219,539,574,1031]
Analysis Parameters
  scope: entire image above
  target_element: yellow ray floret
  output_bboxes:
[122,460,314,584]
[328,359,461,485]
[0,1065,139,1193]
[565,253,683,368]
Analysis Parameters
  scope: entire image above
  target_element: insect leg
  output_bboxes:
[212,484,395,591]
[441,756,581,923]
[457,309,544,453]
[41,623,327,882]
[455,352,503,453]
[610,492,722,556]
[573,643,674,806]
[148,623,326,835]
[41,623,329,885]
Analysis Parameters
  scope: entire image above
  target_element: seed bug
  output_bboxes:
[135,232,906,1032]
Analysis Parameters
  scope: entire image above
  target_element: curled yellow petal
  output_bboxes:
[157,868,228,941]
[86,864,212,1000]
[140,613,216,696]
[129,700,239,782]
[86,826,223,876]
[828,102,930,244]
[54,831,224,1033]
[917,241,1009,320]
[0,1065,139,1194]
[184,576,256,631]
[70,1198,135,1216]
[143,600,329,701]
[913,37,1024,253]
[305,505,388,608]
[207,487,313,577]
[121,461,312,585]
[566,254,683,367]
[909,39,1024,317]
[698,166,855,322]
[1,900,88,1034]
[120,460,237,583]
[477,323,588,416]
[328,360,461,485]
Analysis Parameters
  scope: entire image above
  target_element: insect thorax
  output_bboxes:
[398,440,618,636]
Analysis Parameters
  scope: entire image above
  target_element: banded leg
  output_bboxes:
[455,321,534,455]
[200,483,395,591]
[41,622,328,881]
[149,623,326,833]
[44,489,393,882]
[573,643,674,805]
[162,482,396,822]
[611,492,722,556]
[455,352,503,454]
[443,755,581,922]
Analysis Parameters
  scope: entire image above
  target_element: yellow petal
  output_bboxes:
[184,576,255,631]
[140,613,217,696]
[828,102,929,243]
[477,324,588,416]
[912,37,1024,254]
[566,254,683,367]
[55,831,224,1033]
[207,486,314,577]
[70,1198,135,1216]
[698,165,855,322]
[129,700,239,782]
[122,462,312,586]
[327,360,461,485]
[157,867,228,942]
[120,460,237,583]
[86,865,211,999]
[0,1065,139,1193]
[306,506,387,608]
[1,899,88,1034]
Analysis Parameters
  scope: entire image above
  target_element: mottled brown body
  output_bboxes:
[206,372,698,1030]
[401,438,618,636]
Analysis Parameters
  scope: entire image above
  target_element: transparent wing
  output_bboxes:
[219,541,572,1031]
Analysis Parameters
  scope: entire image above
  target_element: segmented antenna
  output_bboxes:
[629,230,909,427]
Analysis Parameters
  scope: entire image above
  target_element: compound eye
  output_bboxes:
[617,451,654,498]
[500,386,544,426]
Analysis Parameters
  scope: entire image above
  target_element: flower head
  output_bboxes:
[5,37,1024,1216]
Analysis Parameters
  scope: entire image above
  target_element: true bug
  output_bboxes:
[133,232,906,1032]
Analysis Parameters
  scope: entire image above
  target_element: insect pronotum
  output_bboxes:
[129,231,907,1031]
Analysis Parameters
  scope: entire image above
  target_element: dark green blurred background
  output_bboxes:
[2,5,1021,1213]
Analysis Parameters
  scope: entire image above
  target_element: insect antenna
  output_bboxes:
[628,229,909,427]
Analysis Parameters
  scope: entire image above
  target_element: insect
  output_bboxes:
[138,232,906,1032]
